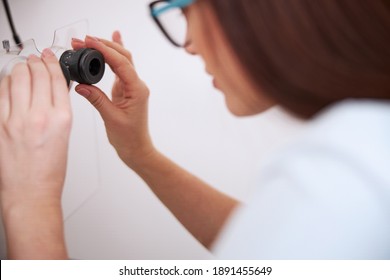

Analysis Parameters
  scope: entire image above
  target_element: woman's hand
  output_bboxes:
[0,49,72,208]
[72,32,155,168]
[0,49,71,259]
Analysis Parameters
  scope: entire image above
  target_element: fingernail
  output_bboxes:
[72,38,84,43]
[27,54,40,61]
[42,48,54,58]
[86,35,100,42]
[76,87,91,97]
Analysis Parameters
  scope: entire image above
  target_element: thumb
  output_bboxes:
[75,84,116,121]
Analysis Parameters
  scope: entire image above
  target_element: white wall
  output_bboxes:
[0,0,304,259]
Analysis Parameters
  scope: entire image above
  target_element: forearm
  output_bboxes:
[2,198,68,259]
[129,150,239,248]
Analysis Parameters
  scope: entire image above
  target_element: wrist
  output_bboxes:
[1,195,62,222]
[124,145,161,173]
[1,196,67,259]
[116,134,157,167]
[1,190,62,214]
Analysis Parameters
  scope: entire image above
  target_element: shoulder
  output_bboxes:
[265,99,390,186]
[214,100,390,259]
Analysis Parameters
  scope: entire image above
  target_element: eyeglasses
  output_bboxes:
[149,0,195,47]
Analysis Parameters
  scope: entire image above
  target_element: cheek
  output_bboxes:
[186,6,223,68]
[186,5,274,116]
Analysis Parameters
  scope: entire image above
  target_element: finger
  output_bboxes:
[111,31,132,67]
[0,76,11,122]
[10,63,31,115]
[84,36,139,98]
[71,38,86,50]
[98,37,134,66]
[74,34,132,62]
[41,48,70,110]
[111,31,133,63]
[27,54,52,109]
[111,77,123,102]
[112,31,123,46]
[108,31,134,101]
[73,34,133,64]
[75,84,117,122]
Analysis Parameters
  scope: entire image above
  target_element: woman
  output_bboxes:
[0,0,389,259]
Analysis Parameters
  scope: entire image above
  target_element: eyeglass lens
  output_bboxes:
[154,1,188,46]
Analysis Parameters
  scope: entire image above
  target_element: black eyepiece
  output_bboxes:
[60,48,105,85]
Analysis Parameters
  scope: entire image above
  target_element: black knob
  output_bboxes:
[60,48,105,85]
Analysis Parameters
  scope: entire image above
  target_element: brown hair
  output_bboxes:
[206,0,390,118]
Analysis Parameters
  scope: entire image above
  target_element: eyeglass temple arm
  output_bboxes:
[151,0,194,17]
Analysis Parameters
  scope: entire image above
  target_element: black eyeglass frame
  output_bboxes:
[149,0,188,48]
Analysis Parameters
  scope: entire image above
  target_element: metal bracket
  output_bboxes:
[2,40,10,53]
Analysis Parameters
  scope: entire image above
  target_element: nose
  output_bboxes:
[184,41,197,55]
[183,31,197,55]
